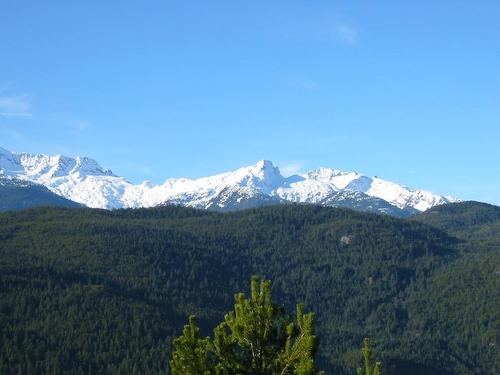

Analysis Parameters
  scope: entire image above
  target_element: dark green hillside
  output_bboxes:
[405,250,500,374]
[409,201,500,373]
[0,204,498,374]
[413,201,500,231]
[412,201,500,253]
[0,179,82,211]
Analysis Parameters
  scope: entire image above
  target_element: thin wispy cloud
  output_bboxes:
[140,165,153,175]
[280,161,305,177]
[45,112,94,132]
[0,94,33,117]
[68,116,92,131]
[262,6,360,46]
[336,25,358,44]
[290,78,318,92]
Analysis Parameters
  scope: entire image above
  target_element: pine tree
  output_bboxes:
[170,316,214,375]
[170,276,324,374]
[356,338,381,375]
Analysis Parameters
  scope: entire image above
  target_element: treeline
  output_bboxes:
[0,203,498,374]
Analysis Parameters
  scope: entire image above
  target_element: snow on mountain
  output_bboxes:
[0,147,458,214]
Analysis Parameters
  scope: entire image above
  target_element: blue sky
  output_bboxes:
[1,1,499,204]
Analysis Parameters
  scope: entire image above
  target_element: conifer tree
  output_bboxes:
[170,276,324,375]
[169,316,214,375]
[357,338,381,375]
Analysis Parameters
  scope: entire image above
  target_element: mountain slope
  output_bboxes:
[0,177,82,211]
[0,147,458,214]
[408,201,500,373]
[0,204,497,374]
[412,201,500,254]
[412,201,500,233]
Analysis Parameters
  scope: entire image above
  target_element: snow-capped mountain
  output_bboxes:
[0,147,458,215]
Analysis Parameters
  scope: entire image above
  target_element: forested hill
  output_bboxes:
[0,204,498,374]
[410,201,500,373]
[0,180,82,211]
[413,201,500,254]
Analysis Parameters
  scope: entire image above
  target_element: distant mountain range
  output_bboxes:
[0,146,458,215]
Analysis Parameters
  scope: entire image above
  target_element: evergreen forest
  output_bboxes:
[0,202,498,374]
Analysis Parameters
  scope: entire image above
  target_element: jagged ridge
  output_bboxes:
[0,147,458,215]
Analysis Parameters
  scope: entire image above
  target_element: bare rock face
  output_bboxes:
[340,235,354,245]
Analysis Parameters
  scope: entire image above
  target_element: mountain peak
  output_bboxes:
[73,156,114,176]
[248,160,282,178]
[221,160,284,195]
[255,159,275,169]
[0,146,115,181]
